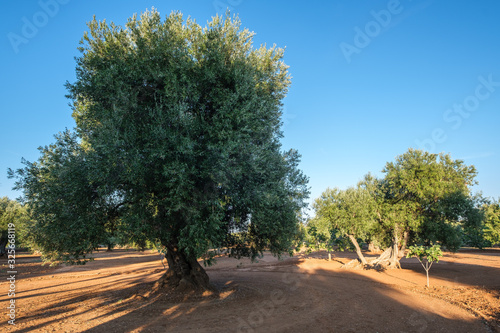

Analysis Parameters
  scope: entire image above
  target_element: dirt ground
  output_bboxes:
[1,247,499,332]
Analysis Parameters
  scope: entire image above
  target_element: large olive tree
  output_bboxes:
[10,10,308,291]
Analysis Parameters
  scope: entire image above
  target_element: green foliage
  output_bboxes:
[483,198,500,245]
[406,244,443,287]
[0,197,30,253]
[313,186,377,241]
[311,186,377,264]
[9,9,308,266]
[304,216,356,253]
[381,149,479,251]
[406,244,443,264]
[8,132,112,264]
[289,222,307,253]
[305,216,333,251]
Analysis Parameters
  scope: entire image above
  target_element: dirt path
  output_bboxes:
[1,249,499,332]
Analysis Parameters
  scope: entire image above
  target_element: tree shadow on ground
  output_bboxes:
[398,252,500,289]
[11,257,495,333]
[0,249,164,282]
[9,274,157,332]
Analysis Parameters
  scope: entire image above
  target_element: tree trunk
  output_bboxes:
[370,228,402,269]
[0,236,8,257]
[390,230,400,268]
[370,246,401,269]
[368,242,381,253]
[154,244,212,292]
[398,230,409,258]
[347,234,368,266]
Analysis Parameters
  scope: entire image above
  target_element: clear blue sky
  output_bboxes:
[1,0,499,213]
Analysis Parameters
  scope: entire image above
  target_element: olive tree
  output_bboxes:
[313,186,377,266]
[374,149,479,267]
[9,10,308,291]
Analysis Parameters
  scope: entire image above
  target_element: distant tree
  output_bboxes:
[483,198,500,246]
[0,197,29,256]
[313,186,377,265]
[9,10,308,291]
[290,221,308,252]
[459,194,488,249]
[305,216,331,249]
[374,149,479,267]
[303,216,335,260]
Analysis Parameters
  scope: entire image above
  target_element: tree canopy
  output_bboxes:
[9,9,309,290]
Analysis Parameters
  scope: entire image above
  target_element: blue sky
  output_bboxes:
[1,0,499,213]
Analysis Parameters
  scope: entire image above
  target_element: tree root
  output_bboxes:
[341,259,366,269]
[342,247,402,270]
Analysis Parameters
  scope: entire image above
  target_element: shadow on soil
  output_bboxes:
[399,252,500,289]
[0,249,164,281]
[11,254,497,333]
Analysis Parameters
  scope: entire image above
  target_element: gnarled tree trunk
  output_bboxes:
[370,229,402,269]
[154,244,211,292]
[390,230,400,267]
[0,235,8,257]
[368,242,381,253]
[347,234,368,266]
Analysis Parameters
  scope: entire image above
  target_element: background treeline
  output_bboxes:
[296,149,500,267]
[0,195,157,257]
[2,149,499,263]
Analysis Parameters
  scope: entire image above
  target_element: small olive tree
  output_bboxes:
[406,244,443,287]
